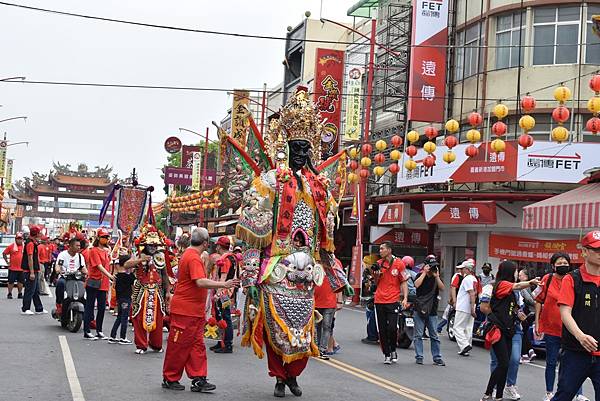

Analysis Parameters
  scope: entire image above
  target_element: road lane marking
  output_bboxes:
[59,335,85,401]
[314,357,439,401]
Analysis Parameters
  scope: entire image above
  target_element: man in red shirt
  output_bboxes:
[21,226,46,315]
[162,228,239,393]
[372,241,409,364]
[4,232,24,299]
[554,231,600,401]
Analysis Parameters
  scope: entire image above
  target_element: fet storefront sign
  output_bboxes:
[407,0,449,122]
[423,201,497,224]
[370,226,429,246]
[488,234,583,263]
[378,202,410,225]
[516,142,594,183]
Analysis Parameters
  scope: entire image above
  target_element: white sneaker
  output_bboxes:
[21,310,35,315]
[505,385,521,400]
[543,392,553,401]
[575,395,590,401]
[383,355,392,365]
[35,310,49,314]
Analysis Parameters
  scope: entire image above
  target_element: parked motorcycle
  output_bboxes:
[397,305,415,349]
[51,272,86,333]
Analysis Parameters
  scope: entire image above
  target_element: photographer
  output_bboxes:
[413,256,445,366]
[372,242,409,365]
[361,260,379,345]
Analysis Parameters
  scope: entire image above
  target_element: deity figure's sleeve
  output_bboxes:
[235,170,277,287]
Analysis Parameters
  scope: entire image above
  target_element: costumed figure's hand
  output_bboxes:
[223,278,241,289]
[342,284,355,298]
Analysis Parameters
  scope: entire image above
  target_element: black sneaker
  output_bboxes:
[213,346,232,354]
[7,293,13,299]
[17,293,23,299]
[96,332,108,340]
[433,359,446,366]
[391,351,398,363]
[162,379,185,391]
[318,351,330,360]
[107,338,119,344]
[274,378,286,398]
[459,345,472,356]
[209,343,222,351]
[361,337,379,345]
[416,358,424,365]
[190,377,216,393]
[285,377,302,397]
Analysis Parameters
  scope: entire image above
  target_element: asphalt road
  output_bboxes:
[0,291,594,401]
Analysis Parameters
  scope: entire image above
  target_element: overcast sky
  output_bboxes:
[0,0,352,200]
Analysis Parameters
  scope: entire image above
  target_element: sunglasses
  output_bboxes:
[100,236,110,239]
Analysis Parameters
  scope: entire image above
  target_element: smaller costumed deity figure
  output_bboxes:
[125,224,170,354]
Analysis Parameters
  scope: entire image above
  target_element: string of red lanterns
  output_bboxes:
[587,74,600,134]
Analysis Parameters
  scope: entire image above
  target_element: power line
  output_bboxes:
[2,78,598,104]
[0,1,599,50]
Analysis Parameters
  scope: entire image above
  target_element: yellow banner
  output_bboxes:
[5,160,13,190]
[191,152,202,191]
[0,141,7,178]
[344,69,363,142]
[231,89,250,147]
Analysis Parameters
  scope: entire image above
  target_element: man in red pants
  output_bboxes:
[162,227,239,393]
[125,224,170,354]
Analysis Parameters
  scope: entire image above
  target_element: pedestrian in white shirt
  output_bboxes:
[453,260,478,356]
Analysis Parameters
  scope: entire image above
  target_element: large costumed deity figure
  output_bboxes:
[236,87,351,397]
[127,224,170,354]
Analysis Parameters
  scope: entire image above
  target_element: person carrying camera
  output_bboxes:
[413,256,445,366]
[372,241,409,365]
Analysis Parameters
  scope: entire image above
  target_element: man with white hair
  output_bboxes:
[162,228,240,393]
[453,259,478,356]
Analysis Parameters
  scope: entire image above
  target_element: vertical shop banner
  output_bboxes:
[191,152,202,191]
[231,90,250,147]
[313,48,345,159]
[181,145,199,169]
[5,160,13,190]
[0,140,6,178]
[349,245,362,288]
[344,68,363,141]
[407,0,449,122]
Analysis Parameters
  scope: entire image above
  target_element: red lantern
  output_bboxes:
[361,143,373,155]
[405,145,418,157]
[349,160,359,170]
[590,75,600,93]
[587,117,600,134]
[374,153,385,164]
[423,155,435,168]
[391,135,403,147]
[388,163,400,174]
[552,105,570,124]
[424,126,438,140]
[521,95,536,113]
[468,111,483,127]
[359,168,369,178]
[518,134,534,149]
[465,144,478,158]
[444,135,458,149]
[492,121,507,137]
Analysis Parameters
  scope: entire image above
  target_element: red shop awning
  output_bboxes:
[522,183,600,230]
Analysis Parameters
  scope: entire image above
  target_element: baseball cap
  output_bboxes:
[457,260,475,270]
[233,246,242,252]
[216,236,230,248]
[582,230,600,249]
[29,226,41,237]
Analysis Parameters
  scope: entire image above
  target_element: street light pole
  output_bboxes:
[354,18,378,295]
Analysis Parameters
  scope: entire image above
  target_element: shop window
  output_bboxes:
[533,6,580,65]
[454,23,484,81]
[495,11,526,69]
[586,5,600,64]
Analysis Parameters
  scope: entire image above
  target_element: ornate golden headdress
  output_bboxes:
[267,86,323,165]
